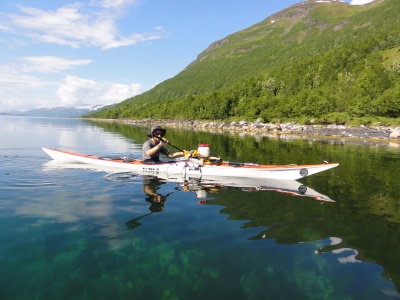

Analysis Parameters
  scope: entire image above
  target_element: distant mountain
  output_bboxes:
[1,105,106,118]
[0,109,23,116]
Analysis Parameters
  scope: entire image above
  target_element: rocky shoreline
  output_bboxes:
[87,118,400,147]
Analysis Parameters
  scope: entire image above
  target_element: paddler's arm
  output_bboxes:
[167,151,185,158]
[153,137,186,158]
[146,142,164,157]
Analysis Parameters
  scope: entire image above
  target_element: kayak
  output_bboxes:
[42,147,338,180]
[43,159,335,202]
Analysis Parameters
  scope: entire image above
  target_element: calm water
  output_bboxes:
[1,116,400,300]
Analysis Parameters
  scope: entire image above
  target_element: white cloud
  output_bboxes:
[97,0,138,10]
[0,71,143,110]
[0,61,59,110]
[20,56,92,73]
[100,83,142,102]
[57,75,142,106]
[0,55,143,111]
[0,56,92,94]
[0,23,12,32]
[350,0,374,5]
[57,75,98,106]
[2,2,166,50]
[0,65,48,89]
[0,98,32,112]
[0,68,58,110]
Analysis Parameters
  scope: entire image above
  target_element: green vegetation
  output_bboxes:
[87,0,400,125]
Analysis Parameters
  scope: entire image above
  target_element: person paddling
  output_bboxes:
[142,125,186,163]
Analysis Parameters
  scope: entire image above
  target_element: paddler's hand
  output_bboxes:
[184,150,199,158]
[191,150,200,157]
[158,137,168,146]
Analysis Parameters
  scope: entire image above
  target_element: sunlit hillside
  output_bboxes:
[88,0,400,125]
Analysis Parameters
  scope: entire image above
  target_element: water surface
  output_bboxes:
[0,116,399,299]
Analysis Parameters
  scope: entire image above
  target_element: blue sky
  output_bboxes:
[0,0,366,112]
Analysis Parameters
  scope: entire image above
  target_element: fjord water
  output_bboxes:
[1,116,399,300]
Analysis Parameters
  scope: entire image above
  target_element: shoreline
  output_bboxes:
[84,118,400,147]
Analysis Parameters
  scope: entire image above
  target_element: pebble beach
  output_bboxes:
[86,118,400,147]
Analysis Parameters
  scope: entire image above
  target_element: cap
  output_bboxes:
[147,125,166,137]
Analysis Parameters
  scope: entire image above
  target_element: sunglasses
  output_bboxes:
[153,131,163,136]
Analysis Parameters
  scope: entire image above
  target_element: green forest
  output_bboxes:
[87,0,400,125]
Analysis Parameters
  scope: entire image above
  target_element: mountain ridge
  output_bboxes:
[1,104,105,118]
[88,0,400,124]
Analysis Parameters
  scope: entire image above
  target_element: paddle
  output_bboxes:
[125,212,153,230]
[130,124,184,152]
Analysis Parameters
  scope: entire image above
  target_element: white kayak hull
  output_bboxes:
[42,147,338,181]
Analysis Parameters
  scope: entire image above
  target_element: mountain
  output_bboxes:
[1,105,105,118]
[88,0,400,124]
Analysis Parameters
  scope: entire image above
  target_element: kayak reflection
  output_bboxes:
[159,174,335,203]
[43,160,335,235]
[123,175,334,231]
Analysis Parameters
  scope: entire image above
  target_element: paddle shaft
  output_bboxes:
[130,124,184,152]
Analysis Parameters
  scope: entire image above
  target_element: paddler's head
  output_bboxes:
[146,194,166,212]
[147,125,166,140]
